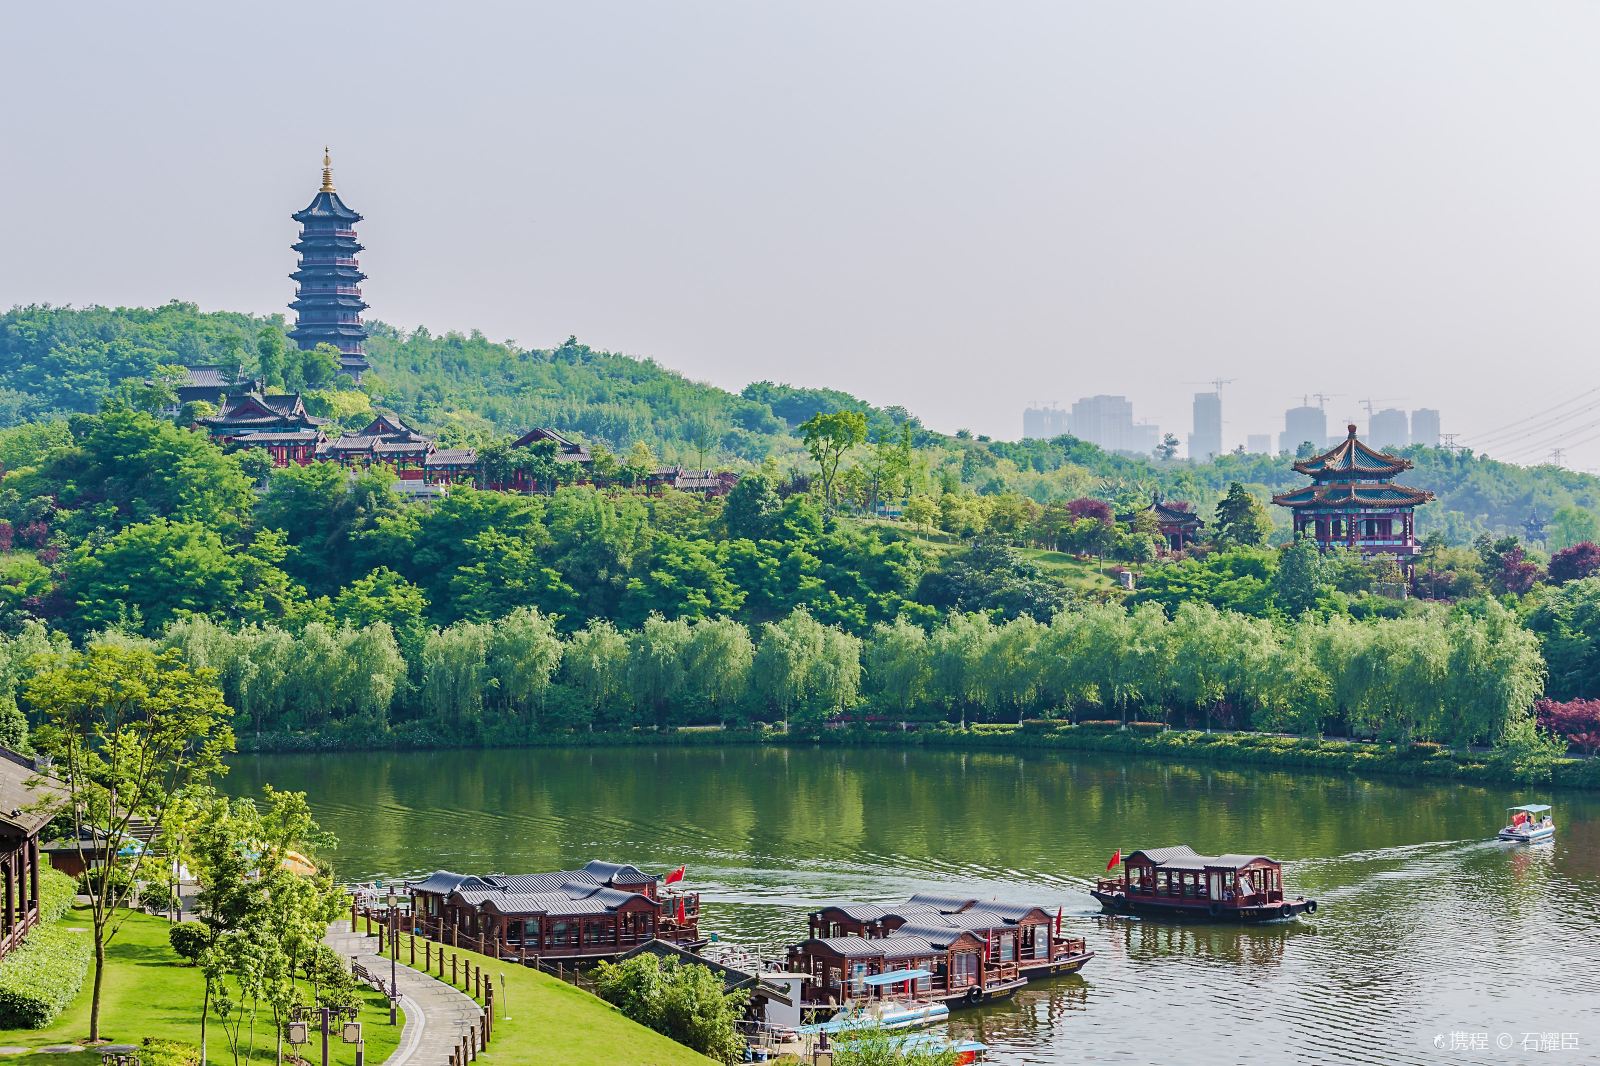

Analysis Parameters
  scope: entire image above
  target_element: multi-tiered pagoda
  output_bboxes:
[1271,424,1433,561]
[289,149,369,382]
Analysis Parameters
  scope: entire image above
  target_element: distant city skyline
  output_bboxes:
[1026,392,1447,459]
[5,3,1600,468]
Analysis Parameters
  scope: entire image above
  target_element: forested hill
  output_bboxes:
[4,302,1600,543]
[0,302,888,460]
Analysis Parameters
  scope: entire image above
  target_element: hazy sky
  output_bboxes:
[7,2,1600,465]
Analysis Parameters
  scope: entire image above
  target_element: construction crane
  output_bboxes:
[1357,397,1403,417]
[1186,378,1236,395]
[1295,393,1339,409]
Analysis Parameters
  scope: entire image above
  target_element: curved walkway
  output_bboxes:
[325,925,482,1066]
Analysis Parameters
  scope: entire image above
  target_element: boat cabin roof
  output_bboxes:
[1126,845,1278,872]
[1508,804,1552,813]
[858,968,933,986]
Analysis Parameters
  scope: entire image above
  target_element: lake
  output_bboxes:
[227,745,1600,1065]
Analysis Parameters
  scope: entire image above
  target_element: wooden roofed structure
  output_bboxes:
[1092,844,1318,922]
[1271,424,1433,564]
[0,748,62,961]
[791,891,1092,1009]
[1118,491,1204,551]
[408,860,700,961]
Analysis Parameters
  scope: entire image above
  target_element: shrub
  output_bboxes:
[0,920,93,1027]
[37,867,76,924]
[168,922,209,964]
[592,954,749,1064]
[1490,717,1569,784]
[141,1039,201,1066]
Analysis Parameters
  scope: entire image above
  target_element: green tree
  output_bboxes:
[722,473,781,541]
[683,617,754,725]
[591,954,750,1064]
[65,519,251,635]
[628,615,693,727]
[562,620,630,728]
[27,645,234,1041]
[799,410,868,509]
[1213,482,1274,548]
[1274,534,1325,617]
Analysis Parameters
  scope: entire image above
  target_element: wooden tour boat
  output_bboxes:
[797,970,950,1034]
[788,892,1094,1012]
[1497,803,1555,844]
[1092,846,1319,922]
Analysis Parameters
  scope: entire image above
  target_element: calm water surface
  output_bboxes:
[228,747,1600,1066]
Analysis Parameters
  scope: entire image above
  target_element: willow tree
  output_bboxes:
[27,645,234,1042]
[1440,600,1546,749]
[864,617,930,715]
[927,612,994,727]
[562,620,630,728]
[683,617,755,726]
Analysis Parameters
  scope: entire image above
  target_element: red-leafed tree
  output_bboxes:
[1492,546,1543,595]
[1534,698,1600,755]
[1066,497,1114,525]
[1549,541,1600,584]
[0,520,11,552]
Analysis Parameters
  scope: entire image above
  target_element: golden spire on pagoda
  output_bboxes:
[320,146,336,193]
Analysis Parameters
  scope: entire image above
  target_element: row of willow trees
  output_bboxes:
[0,599,1546,750]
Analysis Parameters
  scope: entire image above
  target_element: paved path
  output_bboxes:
[325,926,482,1066]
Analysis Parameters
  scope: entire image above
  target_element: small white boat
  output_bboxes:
[1497,803,1556,844]
[797,969,949,1034]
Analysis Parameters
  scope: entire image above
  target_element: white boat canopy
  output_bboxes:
[1508,804,1552,813]
[857,969,934,986]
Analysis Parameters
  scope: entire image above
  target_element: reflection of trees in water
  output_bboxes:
[1118,917,1303,969]
[946,977,1090,1048]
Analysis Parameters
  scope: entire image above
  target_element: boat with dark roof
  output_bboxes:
[1092,846,1319,922]
[406,859,702,960]
[788,891,1093,1011]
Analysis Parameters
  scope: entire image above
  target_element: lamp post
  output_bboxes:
[387,887,399,1025]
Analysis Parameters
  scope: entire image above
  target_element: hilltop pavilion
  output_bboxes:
[1271,424,1433,562]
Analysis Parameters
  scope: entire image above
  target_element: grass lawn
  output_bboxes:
[0,909,401,1066]
[1016,547,1120,591]
[398,932,715,1066]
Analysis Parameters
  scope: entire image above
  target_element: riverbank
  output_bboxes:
[235,720,1600,789]
[0,909,401,1066]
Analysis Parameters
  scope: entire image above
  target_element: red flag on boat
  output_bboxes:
[665,864,686,886]
[1055,907,1063,936]
[674,896,687,923]
[1106,849,1122,872]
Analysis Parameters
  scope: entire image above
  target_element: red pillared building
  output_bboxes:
[1119,492,1204,551]
[1271,424,1433,561]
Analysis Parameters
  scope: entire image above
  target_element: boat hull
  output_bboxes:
[1497,827,1555,844]
[1091,891,1317,922]
[1021,951,1095,980]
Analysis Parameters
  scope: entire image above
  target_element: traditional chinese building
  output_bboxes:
[289,149,369,383]
[0,748,60,961]
[1271,424,1433,561]
[199,392,328,465]
[1118,492,1203,551]
[316,414,435,479]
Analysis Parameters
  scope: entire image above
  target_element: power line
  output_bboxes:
[1471,397,1600,456]
[1496,411,1600,460]
[1461,386,1600,446]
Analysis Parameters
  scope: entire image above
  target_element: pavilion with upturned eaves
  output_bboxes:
[1271,424,1433,562]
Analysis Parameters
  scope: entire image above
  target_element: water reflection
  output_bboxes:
[228,746,1600,1065]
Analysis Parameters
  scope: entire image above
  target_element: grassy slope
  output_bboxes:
[0,909,401,1066]
[1015,547,1120,591]
[398,932,715,1066]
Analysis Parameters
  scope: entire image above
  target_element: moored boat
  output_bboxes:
[1092,846,1319,922]
[796,971,950,1033]
[1497,803,1556,844]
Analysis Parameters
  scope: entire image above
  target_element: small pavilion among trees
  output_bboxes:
[1271,424,1434,565]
